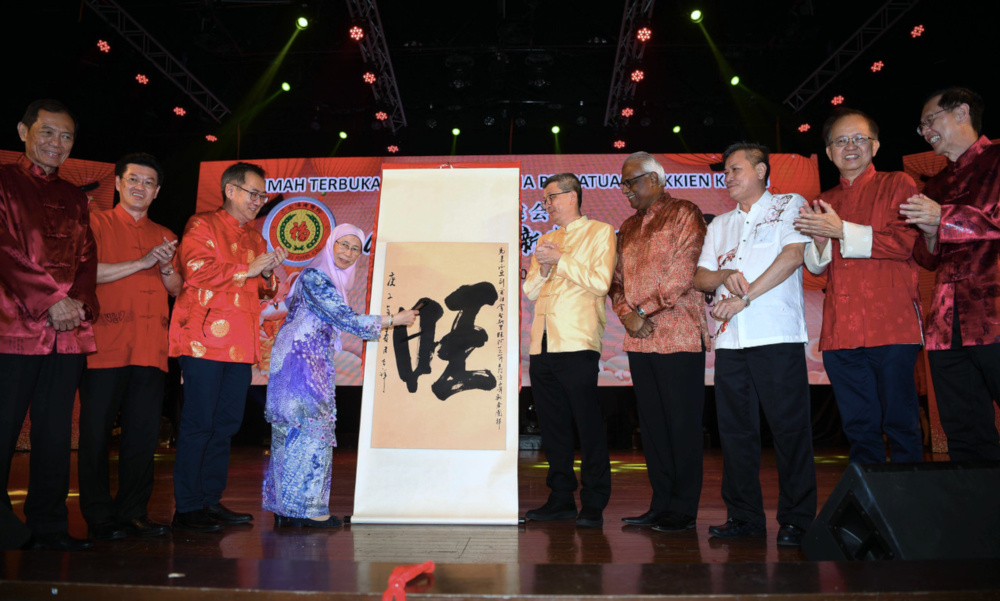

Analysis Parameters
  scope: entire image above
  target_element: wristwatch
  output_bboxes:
[636,306,646,318]
[741,294,751,307]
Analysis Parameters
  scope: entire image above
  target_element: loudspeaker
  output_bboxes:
[802,462,1000,560]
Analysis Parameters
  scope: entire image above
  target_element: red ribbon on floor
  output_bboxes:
[382,561,436,601]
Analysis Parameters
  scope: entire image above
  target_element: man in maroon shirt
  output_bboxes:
[900,87,1000,461]
[0,99,98,550]
[794,108,923,465]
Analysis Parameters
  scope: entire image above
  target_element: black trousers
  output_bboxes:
[715,343,816,530]
[628,350,705,517]
[0,352,86,540]
[529,347,610,511]
[78,365,165,525]
[928,343,1000,461]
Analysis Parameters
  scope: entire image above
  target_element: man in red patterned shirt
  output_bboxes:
[168,162,287,531]
[901,87,1000,461]
[610,152,710,532]
[794,108,923,465]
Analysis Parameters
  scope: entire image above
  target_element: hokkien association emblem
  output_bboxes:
[263,197,336,266]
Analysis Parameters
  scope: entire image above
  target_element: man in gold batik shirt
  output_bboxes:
[522,172,616,529]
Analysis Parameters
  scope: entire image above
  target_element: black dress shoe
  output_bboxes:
[776,523,805,546]
[622,510,666,526]
[576,507,604,528]
[708,518,766,539]
[525,500,577,522]
[652,512,696,532]
[89,519,127,541]
[27,533,94,551]
[121,515,169,537]
[172,510,223,533]
[277,514,343,529]
[204,503,253,524]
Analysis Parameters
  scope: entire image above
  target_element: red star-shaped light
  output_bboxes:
[621,107,634,118]
[871,61,884,73]
[831,95,845,106]
[173,107,186,116]
[363,72,376,84]
[136,74,149,85]
[911,25,925,38]
[387,145,399,154]
[631,70,644,83]
[205,135,217,142]
[637,27,652,43]
[349,26,364,41]
[798,123,811,133]
[375,111,388,121]
[613,140,626,149]
[97,40,110,53]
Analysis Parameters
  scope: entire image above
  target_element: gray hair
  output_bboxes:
[624,151,665,186]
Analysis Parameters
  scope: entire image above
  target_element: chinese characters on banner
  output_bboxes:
[371,242,508,450]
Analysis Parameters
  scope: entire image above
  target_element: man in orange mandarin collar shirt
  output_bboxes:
[523,173,616,529]
[168,162,287,532]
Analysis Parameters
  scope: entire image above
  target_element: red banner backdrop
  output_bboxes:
[195,152,826,387]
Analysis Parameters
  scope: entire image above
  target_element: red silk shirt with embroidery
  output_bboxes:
[815,165,923,350]
[168,209,278,364]
[0,156,99,355]
[610,193,711,354]
[913,136,1000,350]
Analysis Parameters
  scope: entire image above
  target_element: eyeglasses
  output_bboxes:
[916,108,949,135]
[233,184,269,203]
[828,134,876,148]
[122,175,157,188]
[542,190,572,205]
[620,171,653,189]
[337,240,362,255]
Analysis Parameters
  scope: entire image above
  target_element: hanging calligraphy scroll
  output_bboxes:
[353,163,521,525]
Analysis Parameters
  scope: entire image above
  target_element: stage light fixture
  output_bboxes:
[452,128,461,136]
[798,124,811,133]
[296,17,309,30]
[631,69,645,83]
[363,72,376,84]
[97,40,111,53]
[339,131,348,139]
[375,111,388,121]
[621,107,634,118]
[136,74,149,85]
[387,145,399,154]
[551,126,560,134]
[871,61,884,72]
[911,25,924,38]
[281,82,291,92]
[173,107,186,116]
[613,140,626,150]
[483,115,496,126]
[637,27,652,42]
[672,125,681,134]
[831,95,845,106]
[349,25,364,41]
[690,10,703,23]
[206,135,218,142]
[730,76,740,86]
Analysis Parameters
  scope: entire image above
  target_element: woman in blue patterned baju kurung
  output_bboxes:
[262,224,417,528]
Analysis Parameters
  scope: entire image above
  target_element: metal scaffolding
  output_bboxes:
[783,0,921,112]
[604,0,656,128]
[83,0,231,124]
[346,0,407,133]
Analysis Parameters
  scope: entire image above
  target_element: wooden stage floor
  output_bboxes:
[2,447,998,600]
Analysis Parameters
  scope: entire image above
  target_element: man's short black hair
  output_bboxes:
[723,142,770,182]
[927,87,984,134]
[21,99,77,131]
[116,153,164,186]
[544,173,583,209]
[221,162,266,200]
